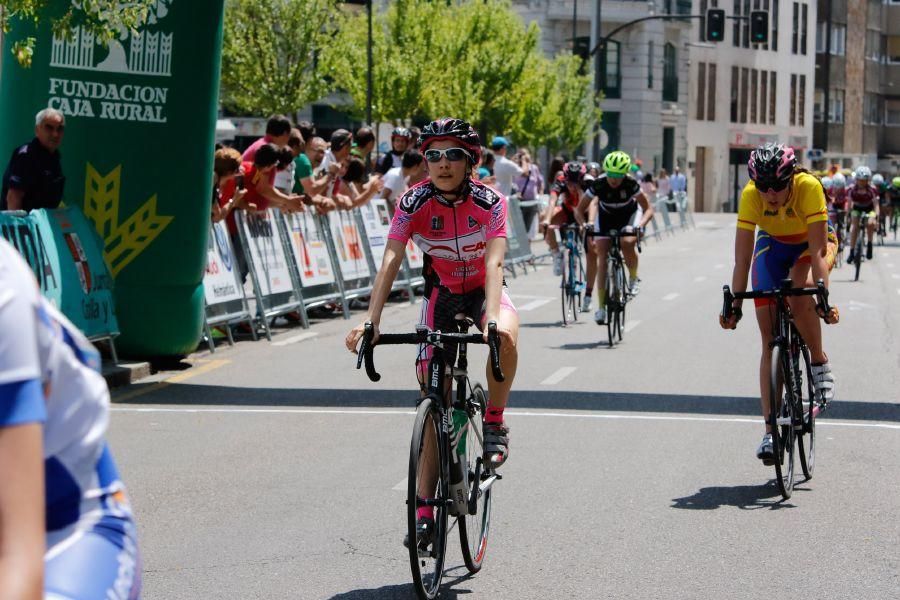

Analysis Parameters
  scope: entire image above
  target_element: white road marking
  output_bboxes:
[540,367,578,385]
[693,276,707,283]
[271,332,319,347]
[392,477,407,491]
[697,220,717,228]
[662,293,680,301]
[109,407,900,431]
[517,298,554,311]
[624,320,642,333]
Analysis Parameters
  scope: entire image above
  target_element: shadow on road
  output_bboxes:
[671,482,799,511]
[327,570,477,599]
[114,385,900,423]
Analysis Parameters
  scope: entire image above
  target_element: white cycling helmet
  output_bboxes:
[872,173,884,186]
[821,176,833,190]
[856,166,872,180]
[832,173,846,188]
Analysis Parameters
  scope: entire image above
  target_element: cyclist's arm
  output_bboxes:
[730,228,755,300]
[636,192,654,228]
[574,193,590,227]
[482,237,507,327]
[366,238,406,326]
[807,220,829,287]
[0,419,44,600]
[4,188,25,211]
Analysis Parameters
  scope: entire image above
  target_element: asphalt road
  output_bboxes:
[110,214,900,599]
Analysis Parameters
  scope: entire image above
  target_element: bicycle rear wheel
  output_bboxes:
[459,384,492,573]
[560,248,569,326]
[854,235,863,281]
[769,346,796,500]
[797,344,816,480]
[615,264,627,341]
[408,398,448,599]
[605,262,616,347]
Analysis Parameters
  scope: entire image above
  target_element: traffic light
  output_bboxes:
[706,8,726,42]
[750,10,769,44]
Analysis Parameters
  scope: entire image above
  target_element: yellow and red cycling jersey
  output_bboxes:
[737,171,828,243]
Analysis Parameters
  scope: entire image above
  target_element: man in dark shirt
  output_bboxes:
[1,108,66,211]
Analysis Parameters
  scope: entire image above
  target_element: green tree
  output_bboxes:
[220,0,337,116]
[2,0,158,67]
[546,54,602,155]
[319,0,442,123]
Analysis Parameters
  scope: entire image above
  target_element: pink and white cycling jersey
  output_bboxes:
[388,180,507,293]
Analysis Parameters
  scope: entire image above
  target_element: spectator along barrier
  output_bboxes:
[1,207,120,360]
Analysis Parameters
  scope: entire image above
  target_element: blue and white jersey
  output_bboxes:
[0,238,123,532]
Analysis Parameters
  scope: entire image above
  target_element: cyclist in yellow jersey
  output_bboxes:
[720,143,839,464]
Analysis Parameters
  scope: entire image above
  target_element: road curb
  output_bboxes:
[103,361,152,390]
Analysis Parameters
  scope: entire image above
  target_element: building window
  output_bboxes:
[814,88,824,122]
[888,36,900,63]
[771,0,779,51]
[647,40,654,89]
[699,0,708,42]
[887,100,900,126]
[816,22,826,53]
[866,29,882,62]
[601,41,621,99]
[769,71,777,125]
[663,43,678,102]
[829,89,844,124]
[791,2,799,54]
[864,94,883,125]
[798,74,805,126]
[740,67,749,123]
[708,63,717,121]
[731,65,739,122]
[790,74,797,125]
[800,3,808,55]
[760,70,768,123]
[831,24,846,56]
[750,69,758,123]
[732,0,751,48]
[696,63,706,120]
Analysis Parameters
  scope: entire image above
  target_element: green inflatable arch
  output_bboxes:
[0,0,226,356]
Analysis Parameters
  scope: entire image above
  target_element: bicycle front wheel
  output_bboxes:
[459,384,492,573]
[769,346,796,500]
[560,248,569,326]
[854,236,863,281]
[605,262,616,347]
[408,397,448,599]
[615,264,627,341]
[797,344,816,480]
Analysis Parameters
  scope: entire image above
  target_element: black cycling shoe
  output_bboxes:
[866,240,873,260]
[403,517,435,551]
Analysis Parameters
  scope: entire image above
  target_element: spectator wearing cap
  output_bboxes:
[242,114,292,162]
[490,135,528,197]
[376,127,411,175]
[380,149,426,211]
[351,127,376,174]
[2,108,66,211]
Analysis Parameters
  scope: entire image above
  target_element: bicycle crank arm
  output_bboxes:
[478,473,502,494]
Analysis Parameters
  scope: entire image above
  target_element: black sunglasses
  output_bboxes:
[756,179,789,194]
[423,147,472,163]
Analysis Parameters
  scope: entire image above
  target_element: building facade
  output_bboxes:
[812,0,900,175]
[512,0,692,175]
[686,0,816,212]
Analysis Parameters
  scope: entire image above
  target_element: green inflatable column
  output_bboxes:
[0,0,226,356]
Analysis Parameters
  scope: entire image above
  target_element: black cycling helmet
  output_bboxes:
[418,118,482,164]
[748,142,796,190]
[563,161,586,184]
[391,127,412,140]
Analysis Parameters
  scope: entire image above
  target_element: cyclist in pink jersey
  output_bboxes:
[345,118,518,549]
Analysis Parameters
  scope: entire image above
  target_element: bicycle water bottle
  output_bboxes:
[448,407,469,516]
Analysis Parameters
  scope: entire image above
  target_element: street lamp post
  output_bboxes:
[366,0,373,125]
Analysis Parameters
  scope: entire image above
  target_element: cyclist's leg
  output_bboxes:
[544,208,566,251]
[848,212,860,250]
[621,210,641,284]
[478,290,518,465]
[45,492,141,600]
[754,304,776,435]
[865,211,877,242]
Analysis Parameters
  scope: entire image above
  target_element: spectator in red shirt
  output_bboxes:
[242,115,292,162]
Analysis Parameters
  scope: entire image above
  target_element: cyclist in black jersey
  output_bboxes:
[575,151,654,325]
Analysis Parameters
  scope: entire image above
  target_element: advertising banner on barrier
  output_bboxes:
[504,195,533,263]
[242,210,293,295]
[358,199,392,267]
[204,221,244,307]
[283,211,335,287]
[327,210,371,281]
[1,208,118,341]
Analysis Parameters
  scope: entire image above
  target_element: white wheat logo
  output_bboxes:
[50,1,175,77]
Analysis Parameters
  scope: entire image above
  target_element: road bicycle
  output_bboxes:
[587,227,640,347]
[357,320,504,600]
[850,213,871,282]
[891,208,899,240]
[722,278,832,500]
[831,209,846,269]
[552,224,586,325]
